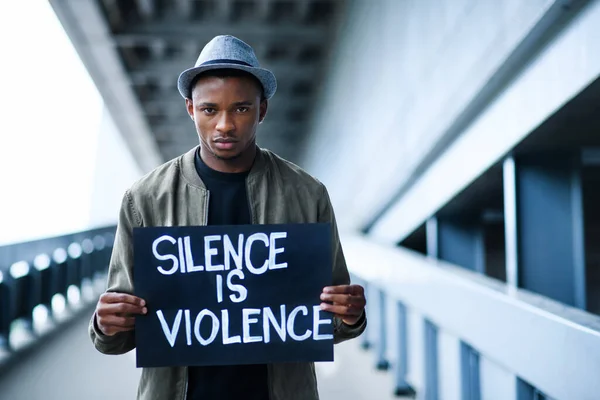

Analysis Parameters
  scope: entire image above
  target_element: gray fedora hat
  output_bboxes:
[177,35,277,100]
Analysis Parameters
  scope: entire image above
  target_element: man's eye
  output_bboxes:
[236,107,249,113]
[202,108,216,114]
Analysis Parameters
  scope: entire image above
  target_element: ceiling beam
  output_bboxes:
[134,0,155,20]
[151,122,306,141]
[150,118,306,133]
[101,0,124,29]
[129,59,320,76]
[49,0,163,171]
[113,22,327,44]
[297,0,312,22]
[141,95,311,116]
[129,62,321,92]
[257,0,271,21]
[216,0,233,21]
[175,0,192,18]
[157,136,302,157]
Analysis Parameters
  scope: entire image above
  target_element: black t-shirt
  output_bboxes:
[186,150,269,400]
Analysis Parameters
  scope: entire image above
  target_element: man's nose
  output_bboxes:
[216,112,235,133]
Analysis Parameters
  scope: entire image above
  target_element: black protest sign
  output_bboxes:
[133,223,333,368]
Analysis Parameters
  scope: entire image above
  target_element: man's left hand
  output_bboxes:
[320,284,366,326]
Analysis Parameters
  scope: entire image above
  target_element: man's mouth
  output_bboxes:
[214,138,238,150]
[214,139,237,143]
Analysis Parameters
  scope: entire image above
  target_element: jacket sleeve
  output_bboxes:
[89,189,141,355]
[318,184,367,344]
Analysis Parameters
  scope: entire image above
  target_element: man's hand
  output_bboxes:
[319,284,366,326]
[95,293,147,336]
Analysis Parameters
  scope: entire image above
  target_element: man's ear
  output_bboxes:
[185,98,194,121]
[258,100,268,123]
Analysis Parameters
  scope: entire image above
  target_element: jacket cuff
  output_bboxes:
[334,311,367,343]
[89,312,129,353]
[341,310,366,331]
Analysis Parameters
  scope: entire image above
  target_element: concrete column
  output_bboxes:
[375,288,390,370]
[424,319,439,400]
[431,216,485,273]
[514,154,586,308]
[394,301,416,396]
[460,342,481,400]
[503,156,519,288]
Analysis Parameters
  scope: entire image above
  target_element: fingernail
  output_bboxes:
[320,303,326,310]
[320,294,326,300]
[143,307,148,314]
[140,300,146,306]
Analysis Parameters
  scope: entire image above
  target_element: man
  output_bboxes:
[90,35,367,400]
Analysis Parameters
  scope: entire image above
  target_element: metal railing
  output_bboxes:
[0,226,116,369]
[345,233,600,400]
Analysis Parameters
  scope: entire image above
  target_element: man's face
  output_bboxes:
[186,74,267,161]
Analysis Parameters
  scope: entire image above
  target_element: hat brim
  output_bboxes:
[177,63,277,100]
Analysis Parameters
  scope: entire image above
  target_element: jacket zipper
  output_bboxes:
[182,376,189,400]
[182,190,210,400]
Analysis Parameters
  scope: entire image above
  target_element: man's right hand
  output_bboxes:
[95,293,147,336]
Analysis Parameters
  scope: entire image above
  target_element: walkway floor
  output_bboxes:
[0,308,405,400]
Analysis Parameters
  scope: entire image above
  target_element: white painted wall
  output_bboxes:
[438,331,461,400]
[384,293,399,370]
[302,0,553,232]
[407,310,425,395]
[302,2,600,398]
[480,356,516,400]
[371,0,600,243]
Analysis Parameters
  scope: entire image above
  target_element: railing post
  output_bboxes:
[0,270,10,352]
[33,254,52,321]
[376,288,390,370]
[395,301,416,396]
[11,261,37,336]
[93,235,107,277]
[360,278,371,350]
[81,238,95,282]
[460,342,481,400]
[424,319,439,400]
[52,248,68,315]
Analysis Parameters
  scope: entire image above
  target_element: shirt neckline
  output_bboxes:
[195,148,250,182]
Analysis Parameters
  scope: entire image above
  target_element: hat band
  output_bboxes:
[200,59,253,67]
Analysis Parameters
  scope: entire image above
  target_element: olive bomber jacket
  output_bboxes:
[89,146,367,400]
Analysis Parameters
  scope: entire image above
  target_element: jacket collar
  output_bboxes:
[179,145,268,189]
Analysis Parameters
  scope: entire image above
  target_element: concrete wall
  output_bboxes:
[306,2,600,397]
[370,0,600,243]
[301,0,555,231]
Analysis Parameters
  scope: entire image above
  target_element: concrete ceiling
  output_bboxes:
[49,0,347,171]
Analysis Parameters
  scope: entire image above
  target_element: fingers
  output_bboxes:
[98,323,135,336]
[96,292,148,336]
[320,284,366,326]
[96,310,138,336]
[319,302,363,318]
[100,292,146,307]
[99,302,148,316]
[322,284,365,296]
[319,293,366,307]
[99,314,136,329]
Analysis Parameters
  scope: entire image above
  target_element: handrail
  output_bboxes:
[343,233,600,400]
[0,225,116,371]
